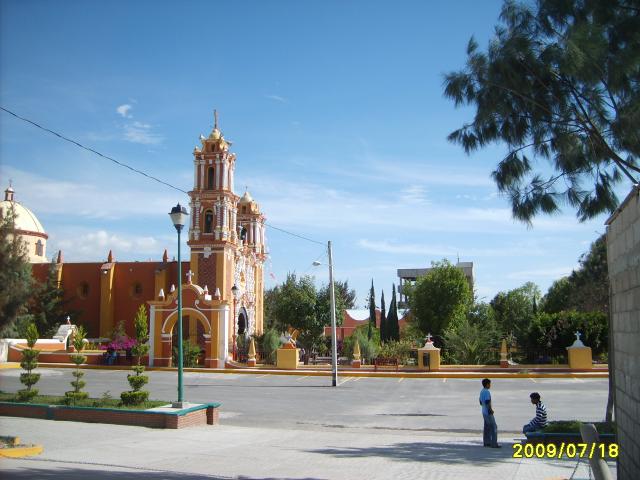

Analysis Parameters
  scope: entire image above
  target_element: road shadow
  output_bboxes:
[3,462,325,480]
[308,440,514,466]
[185,384,330,389]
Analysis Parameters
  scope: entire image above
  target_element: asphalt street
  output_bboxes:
[0,367,610,433]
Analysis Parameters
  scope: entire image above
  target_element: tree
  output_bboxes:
[444,0,640,223]
[271,274,323,354]
[367,280,376,340]
[0,206,33,335]
[379,290,387,343]
[543,234,609,313]
[28,261,67,337]
[408,260,471,336]
[387,285,401,341]
[317,280,356,328]
[490,283,539,341]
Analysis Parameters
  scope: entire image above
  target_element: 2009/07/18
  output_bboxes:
[512,443,619,459]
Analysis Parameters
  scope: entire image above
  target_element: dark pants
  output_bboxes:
[523,423,539,434]
[483,413,498,447]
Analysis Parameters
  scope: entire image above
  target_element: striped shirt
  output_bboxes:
[531,401,547,428]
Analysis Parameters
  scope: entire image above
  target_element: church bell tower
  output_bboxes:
[187,111,267,337]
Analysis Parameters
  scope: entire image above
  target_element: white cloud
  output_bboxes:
[124,121,163,145]
[116,104,133,118]
[265,94,287,103]
[400,185,429,204]
[1,166,177,219]
[52,229,171,260]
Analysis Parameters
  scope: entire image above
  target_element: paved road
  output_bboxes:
[0,367,609,432]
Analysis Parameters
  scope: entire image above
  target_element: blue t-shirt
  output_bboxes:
[479,388,491,415]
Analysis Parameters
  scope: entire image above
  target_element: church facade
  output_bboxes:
[25,113,266,366]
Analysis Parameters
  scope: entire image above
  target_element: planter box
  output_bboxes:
[0,401,220,429]
[525,431,617,445]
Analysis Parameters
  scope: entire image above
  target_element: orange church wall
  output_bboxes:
[59,263,103,337]
[29,260,192,339]
[112,262,159,335]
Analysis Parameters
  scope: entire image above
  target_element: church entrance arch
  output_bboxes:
[162,308,211,366]
[237,307,248,335]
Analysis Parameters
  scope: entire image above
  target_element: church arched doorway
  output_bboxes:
[237,309,247,335]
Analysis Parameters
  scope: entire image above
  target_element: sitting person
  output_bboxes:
[523,392,547,434]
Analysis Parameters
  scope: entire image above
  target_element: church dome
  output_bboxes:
[1,185,49,262]
[239,190,254,204]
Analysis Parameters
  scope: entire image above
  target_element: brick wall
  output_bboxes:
[606,185,640,480]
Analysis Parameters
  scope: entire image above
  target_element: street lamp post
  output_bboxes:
[169,203,189,407]
[313,240,339,387]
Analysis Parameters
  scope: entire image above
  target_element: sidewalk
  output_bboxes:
[0,416,616,479]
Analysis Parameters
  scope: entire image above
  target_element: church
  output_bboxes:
[5,113,267,367]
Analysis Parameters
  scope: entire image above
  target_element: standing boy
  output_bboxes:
[479,378,500,448]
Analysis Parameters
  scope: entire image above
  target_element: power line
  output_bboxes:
[1,105,325,246]
[1,106,188,195]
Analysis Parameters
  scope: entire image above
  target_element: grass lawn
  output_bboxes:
[0,391,167,410]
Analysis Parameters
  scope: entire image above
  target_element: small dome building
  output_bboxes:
[0,184,49,263]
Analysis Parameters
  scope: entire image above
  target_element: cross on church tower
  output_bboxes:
[186,270,194,284]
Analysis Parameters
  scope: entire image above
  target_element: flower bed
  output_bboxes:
[525,421,616,445]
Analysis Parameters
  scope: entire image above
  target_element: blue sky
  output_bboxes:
[0,0,617,306]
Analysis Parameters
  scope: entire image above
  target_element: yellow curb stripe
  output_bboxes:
[0,445,43,458]
[31,363,608,379]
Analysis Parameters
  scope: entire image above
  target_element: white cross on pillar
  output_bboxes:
[425,333,433,343]
[186,270,194,284]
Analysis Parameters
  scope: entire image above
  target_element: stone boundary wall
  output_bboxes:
[0,402,220,429]
[606,184,640,480]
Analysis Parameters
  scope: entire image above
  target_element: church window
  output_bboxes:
[204,210,214,233]
[241,206,247,214]
[77,282,90,299]
[130,282,143,299]
[35,239,44,256]
[207,167,215,189]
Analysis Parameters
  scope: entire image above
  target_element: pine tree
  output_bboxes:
[0,206,33,335]
[380,290,387,343]
[387,285,400,341]
[367,280,376,340]
[444,0,640,223]
[29,260,67,337]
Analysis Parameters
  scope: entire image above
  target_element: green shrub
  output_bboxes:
[172,339,202,367]
[17,323,41,402]
[64,325,87,405]
[343,328,379,364]
[261,329,281,364]
[121,305,151,406]
[377,340,414,364]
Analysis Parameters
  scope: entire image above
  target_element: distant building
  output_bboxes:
[323,309,410,340]
[397,262,474,308]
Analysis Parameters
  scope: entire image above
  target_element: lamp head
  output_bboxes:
[312,261,322,267]
[169,203,189,231]
[231,284,241,300]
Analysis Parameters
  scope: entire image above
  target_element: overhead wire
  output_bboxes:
[1,105,325,246]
